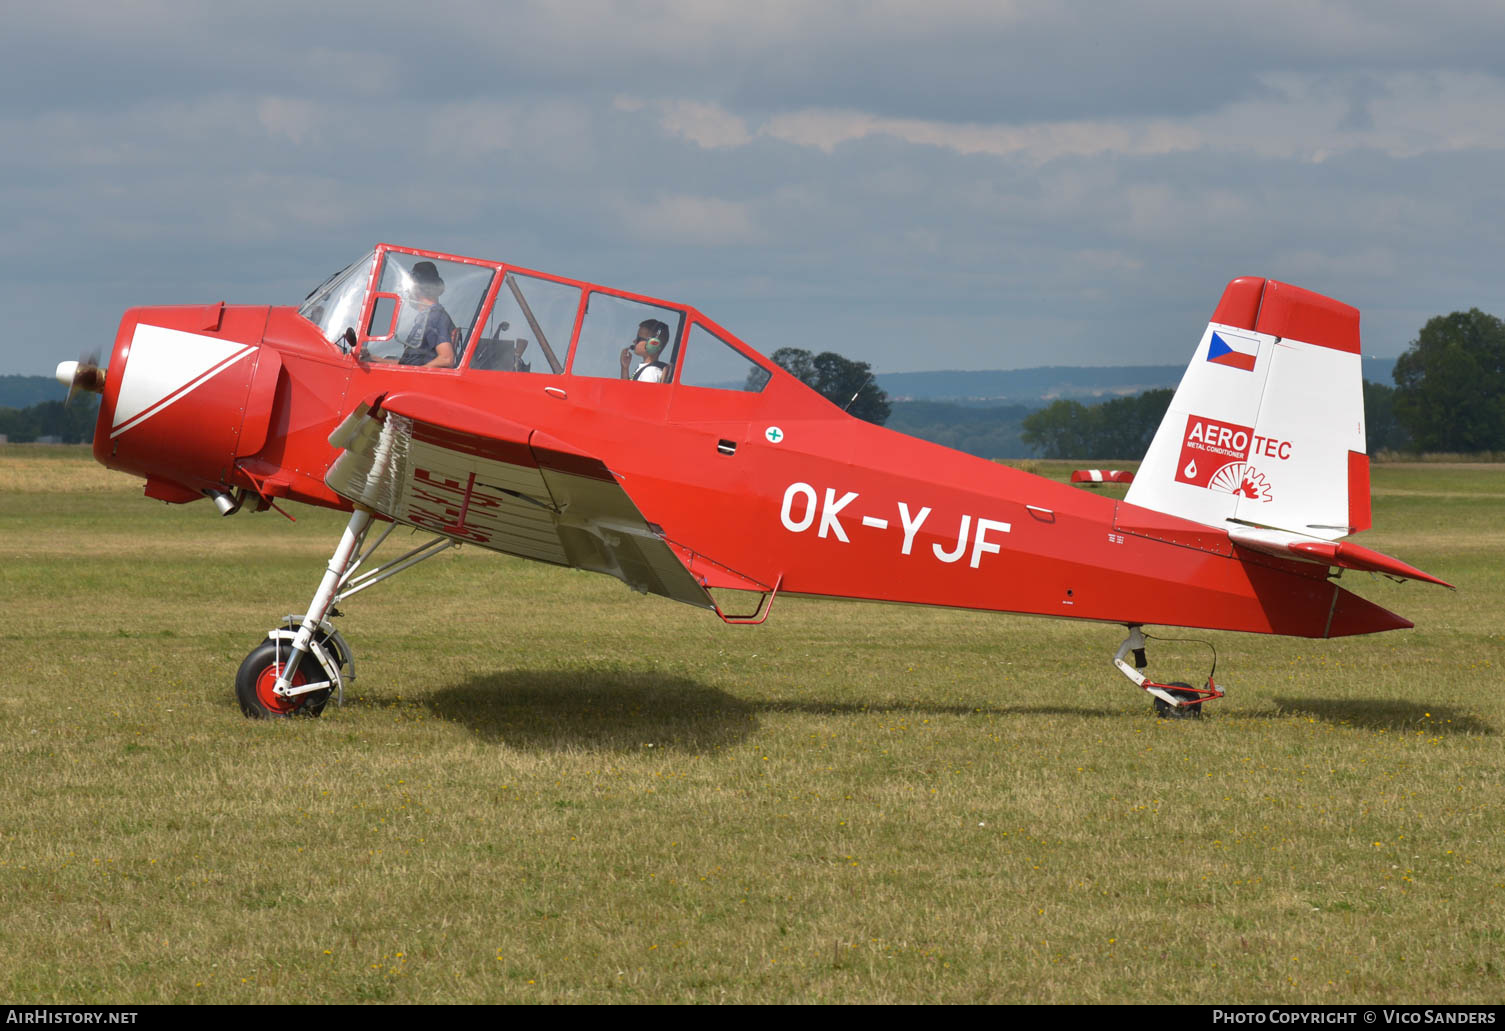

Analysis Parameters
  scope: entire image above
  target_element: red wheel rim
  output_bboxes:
[254,658,312,715]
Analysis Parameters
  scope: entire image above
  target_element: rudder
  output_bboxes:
[1125,277,1369,540]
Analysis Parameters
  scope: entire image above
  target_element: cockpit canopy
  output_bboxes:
[297,244,771,392]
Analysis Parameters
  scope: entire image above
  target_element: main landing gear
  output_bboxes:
[235,507,457,718]
[1113,625,1225,719]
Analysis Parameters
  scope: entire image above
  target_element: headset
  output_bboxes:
[637,320,669,357]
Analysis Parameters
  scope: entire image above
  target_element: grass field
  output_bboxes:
[1,446,1500,1004]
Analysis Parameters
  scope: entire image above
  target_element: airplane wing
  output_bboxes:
[323,392,717,610]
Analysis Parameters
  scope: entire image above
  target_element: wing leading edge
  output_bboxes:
[324,393,716,611]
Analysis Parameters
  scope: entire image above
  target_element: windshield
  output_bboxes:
[298,251,375,347]
[358,252,496,369]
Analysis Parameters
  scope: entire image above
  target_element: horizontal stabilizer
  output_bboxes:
[1228,526,1451,587]
[1071,469,1134,485]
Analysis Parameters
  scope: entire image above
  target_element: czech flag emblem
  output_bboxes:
[1206,331,1257,371]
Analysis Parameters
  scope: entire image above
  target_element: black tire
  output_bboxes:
[235,639,334,719]
[1153,681,1204,720]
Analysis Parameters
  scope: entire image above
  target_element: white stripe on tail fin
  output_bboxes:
[1125,278,1369,540]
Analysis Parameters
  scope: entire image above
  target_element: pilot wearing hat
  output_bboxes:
[398,261,460,368]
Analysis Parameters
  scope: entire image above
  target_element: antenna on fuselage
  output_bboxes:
[843,371,876,413]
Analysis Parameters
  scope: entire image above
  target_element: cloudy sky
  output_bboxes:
[5,0,1504,376]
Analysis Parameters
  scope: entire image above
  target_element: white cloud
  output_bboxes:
[1268,247,1402,282]
[617,194,762,245]
[426,98,598,166]
[657,101,752,149]
[1072,249,1145,274]
[296,48,398,97]
[256,97,320,144]
[661,71,1505,165]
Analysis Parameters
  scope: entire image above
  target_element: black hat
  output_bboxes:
[411,261,444,289]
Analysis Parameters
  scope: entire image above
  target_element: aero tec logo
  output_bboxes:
[1175,415,1292,502]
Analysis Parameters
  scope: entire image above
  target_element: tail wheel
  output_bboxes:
[1153,681,1204,720]
[235,640,332,719]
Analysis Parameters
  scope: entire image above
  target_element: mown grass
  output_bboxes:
[1,446,1501,1004]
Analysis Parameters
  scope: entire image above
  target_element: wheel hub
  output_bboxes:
[255,661,310,715]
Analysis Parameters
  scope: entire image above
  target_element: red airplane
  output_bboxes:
[59,243,1450,719]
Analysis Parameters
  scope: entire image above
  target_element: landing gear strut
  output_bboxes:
[1113,625,1224,718]
[235,506,456,718]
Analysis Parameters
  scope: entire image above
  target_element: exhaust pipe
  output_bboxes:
[204,489,243,517]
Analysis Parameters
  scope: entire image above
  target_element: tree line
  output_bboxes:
[0,397,99,443]
[1018,381,1416,459]
[768,312,1502,461]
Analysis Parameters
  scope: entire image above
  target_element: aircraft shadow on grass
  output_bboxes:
[422,669,1126,751]
[750,700,1127,720]
[424,671,759,752]
[1266,697,1494,736]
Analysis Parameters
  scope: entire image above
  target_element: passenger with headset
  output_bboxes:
[619,319,671,382]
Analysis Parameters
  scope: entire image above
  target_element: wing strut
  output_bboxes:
[506,275,564,374]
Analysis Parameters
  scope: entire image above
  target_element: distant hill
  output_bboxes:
[887,401,1035,460]
[0,375,64,408]
[876,366,1182,404]
[876,358,1398,403]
